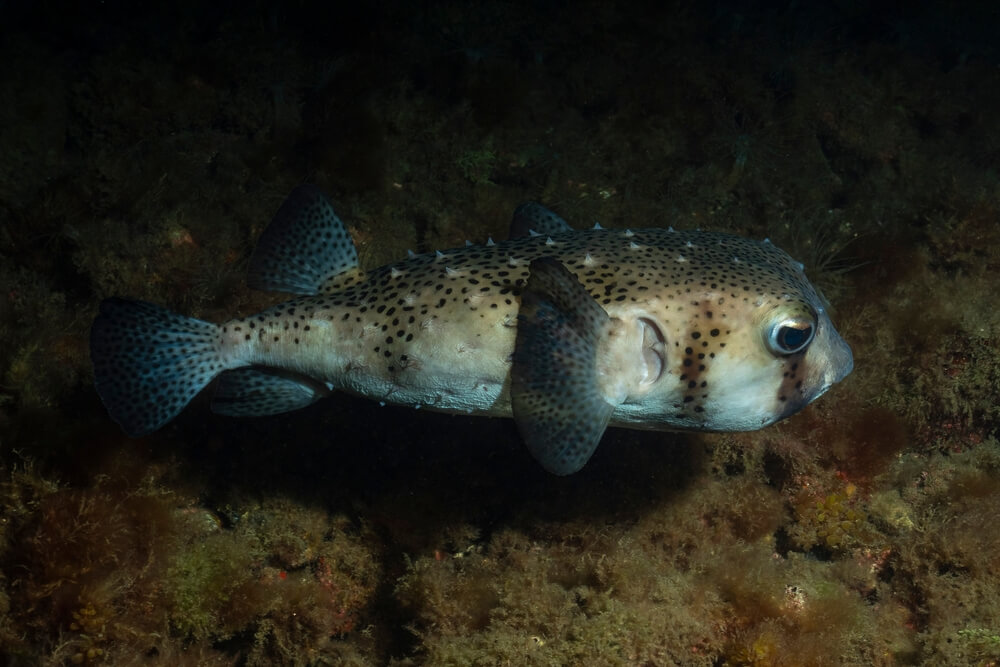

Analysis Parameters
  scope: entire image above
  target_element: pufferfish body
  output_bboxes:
[91,186,853,474]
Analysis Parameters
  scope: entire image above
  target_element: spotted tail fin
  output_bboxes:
[91,298,230,436]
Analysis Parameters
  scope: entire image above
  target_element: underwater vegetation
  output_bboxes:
[3,1,1000,664]
[1,445,380,664]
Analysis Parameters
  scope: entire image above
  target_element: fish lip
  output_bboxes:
[813,312,854,386]
[801,339,853,410]
[841,345,855,378]
[780,346,853,421]
[829,336,854,385]
[811,338,854,399]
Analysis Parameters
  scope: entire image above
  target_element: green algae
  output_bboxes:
[167,532,262,640]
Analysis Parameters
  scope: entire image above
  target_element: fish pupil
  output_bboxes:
[777,324,813,353]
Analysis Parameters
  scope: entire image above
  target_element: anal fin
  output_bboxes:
[511,258,615,475]
[211,367,330,417]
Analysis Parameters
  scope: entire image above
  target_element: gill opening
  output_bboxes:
[639,317,666,386]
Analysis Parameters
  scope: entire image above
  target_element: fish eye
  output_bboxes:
[767,317,815,355]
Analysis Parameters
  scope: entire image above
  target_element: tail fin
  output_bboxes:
[90,298,228,436]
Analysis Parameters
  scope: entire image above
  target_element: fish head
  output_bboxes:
[665,292,853,431]
[605,234,853,432]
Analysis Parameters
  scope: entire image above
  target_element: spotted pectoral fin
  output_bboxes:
[248,185,363,296]
[211,367,331,417]
[511,257,616,475]
[509,202,573,239]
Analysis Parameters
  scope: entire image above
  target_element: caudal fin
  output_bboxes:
[90,298,227,436]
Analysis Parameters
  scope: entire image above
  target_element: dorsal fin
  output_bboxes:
[248,185,363,295]
[509,202,573,240]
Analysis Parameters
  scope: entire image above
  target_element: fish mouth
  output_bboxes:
[834,340,855,382]
[780,329,854,420]
[822,325,854,387]
[638,317,666,386]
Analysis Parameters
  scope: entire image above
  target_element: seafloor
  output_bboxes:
[2,1,999,665]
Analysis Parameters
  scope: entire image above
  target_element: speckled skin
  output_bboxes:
[219,226,853,433]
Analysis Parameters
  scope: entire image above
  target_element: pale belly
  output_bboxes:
[242,304,519,417]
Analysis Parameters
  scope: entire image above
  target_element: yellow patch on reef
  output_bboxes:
[790,483,869,551]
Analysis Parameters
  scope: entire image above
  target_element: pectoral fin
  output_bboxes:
[511,258,615,475]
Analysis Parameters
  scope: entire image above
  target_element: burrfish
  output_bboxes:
[91,185,853,474]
